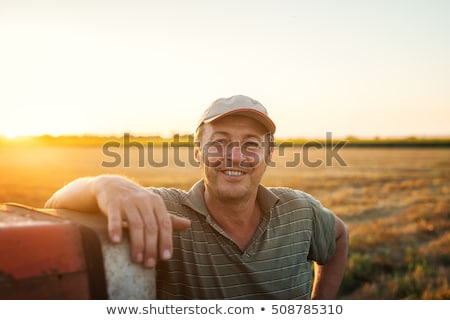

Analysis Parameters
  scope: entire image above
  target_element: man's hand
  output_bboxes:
[45,175,191,268]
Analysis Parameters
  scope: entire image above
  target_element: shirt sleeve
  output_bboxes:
[304,193,336,264]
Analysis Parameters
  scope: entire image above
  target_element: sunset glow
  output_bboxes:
[1,1,449,139]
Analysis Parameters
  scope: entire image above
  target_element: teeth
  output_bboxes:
[224,170,244,176]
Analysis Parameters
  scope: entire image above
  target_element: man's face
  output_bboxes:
[195,115,272,203]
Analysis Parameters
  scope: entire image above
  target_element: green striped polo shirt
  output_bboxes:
[151,179,336,299]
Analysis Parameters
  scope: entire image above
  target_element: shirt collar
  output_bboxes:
[181,179,280,216]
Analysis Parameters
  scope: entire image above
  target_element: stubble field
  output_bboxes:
[1,141,449,299]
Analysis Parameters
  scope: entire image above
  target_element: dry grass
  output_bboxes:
[1,143,449,299]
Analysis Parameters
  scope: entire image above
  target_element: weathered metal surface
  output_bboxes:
[0,205,90,299]
[0,203,156,299]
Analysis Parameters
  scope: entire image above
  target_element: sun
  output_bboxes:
[4,133,18,139]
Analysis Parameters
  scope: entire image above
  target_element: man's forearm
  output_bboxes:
[45,176,100,212]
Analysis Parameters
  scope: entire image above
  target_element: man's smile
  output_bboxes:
[222,170,246,177]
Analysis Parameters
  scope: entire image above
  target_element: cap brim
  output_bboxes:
[203,108,276,134]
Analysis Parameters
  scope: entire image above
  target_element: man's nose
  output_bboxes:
[232,145,246,161]
[225,143,246,165]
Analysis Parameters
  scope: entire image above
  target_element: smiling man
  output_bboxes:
[46,94,348,299]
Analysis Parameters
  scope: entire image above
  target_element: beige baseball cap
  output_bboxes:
[197,95,276,134]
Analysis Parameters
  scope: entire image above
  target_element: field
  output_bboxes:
[1,138,449,299]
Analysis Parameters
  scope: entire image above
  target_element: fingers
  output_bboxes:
[137,194,160,268]
[107,206,124,244]
[124,205,148,265]
[105,190,191,269]
[171,214,191,231]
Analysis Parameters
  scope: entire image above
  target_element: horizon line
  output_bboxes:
[1,133,450,141]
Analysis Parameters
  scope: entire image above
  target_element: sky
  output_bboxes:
[1,0,449,139]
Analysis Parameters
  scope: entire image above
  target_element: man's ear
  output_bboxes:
[264,136,275,165]
[264,134,275,165]
[194,147,201,163]
[265,146,273,164]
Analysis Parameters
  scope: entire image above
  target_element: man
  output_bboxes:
[45,95,348,299]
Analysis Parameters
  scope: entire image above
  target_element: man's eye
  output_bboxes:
[204,140,227,154]
[211,140,227,146]
[243,141,262,149]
